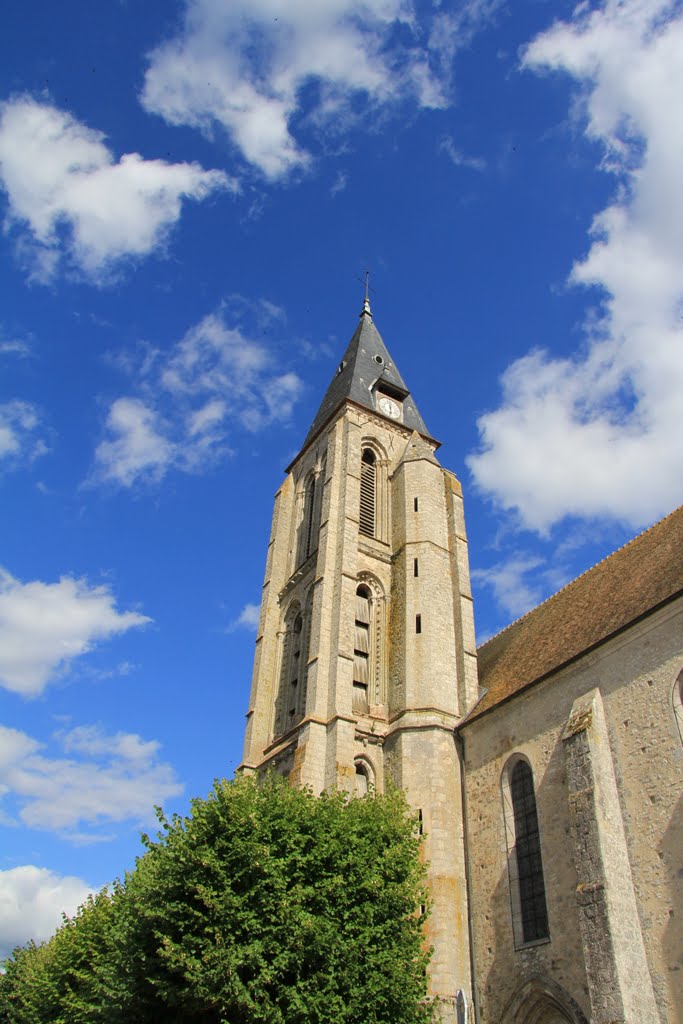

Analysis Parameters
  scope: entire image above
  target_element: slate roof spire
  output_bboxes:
[301,301,436,449]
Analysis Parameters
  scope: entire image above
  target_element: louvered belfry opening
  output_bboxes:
[297,473,317,566]
[511,760,549,943]
[274,607,304,738]
[359,448,376,537]
[353,585,371,713]
[303,474,316,560]
[287,613,303,726]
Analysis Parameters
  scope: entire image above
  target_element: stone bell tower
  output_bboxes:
[240,297,479,1019]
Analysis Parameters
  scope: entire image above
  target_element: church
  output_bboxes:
[239,299,683,1024]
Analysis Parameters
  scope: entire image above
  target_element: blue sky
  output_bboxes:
[1,0,682,956]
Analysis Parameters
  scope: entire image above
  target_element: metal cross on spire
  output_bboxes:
[356,269,375,317]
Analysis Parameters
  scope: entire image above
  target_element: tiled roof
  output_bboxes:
[301,306,434,450]
[469,505,683,721]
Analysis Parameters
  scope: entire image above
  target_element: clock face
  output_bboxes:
[378,396,401,420]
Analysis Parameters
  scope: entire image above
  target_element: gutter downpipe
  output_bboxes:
[455,726,481,1024]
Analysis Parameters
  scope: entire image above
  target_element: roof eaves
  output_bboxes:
[477,506,683,656]
[465,586,683,725]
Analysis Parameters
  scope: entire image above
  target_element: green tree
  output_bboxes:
[1,776,432,1024]
[0,888,119,1024]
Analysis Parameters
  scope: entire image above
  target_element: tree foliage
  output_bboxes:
[0,775,432,1024]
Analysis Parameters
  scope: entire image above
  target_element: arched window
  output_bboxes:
[511,761,549,943]
[297,471,319,566]
[351,575,387,713]
[502,757,549,947]
[354,757,376,796]
[359,448,376,538]
[303,473,317,559]
[274,605,303,738]
[299,587,315,720]
[673,669,683,744]
[358,441,388,543]
[353,585,371,713]
[355,761,369,797]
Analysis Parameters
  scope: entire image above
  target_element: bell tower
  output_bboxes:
[240,298,478,1020]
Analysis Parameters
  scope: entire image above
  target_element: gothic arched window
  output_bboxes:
[274,605,303,738]
[502,756,550,947]
[359,449,376,538]
[358,441,388,542]
[297,472,319,566]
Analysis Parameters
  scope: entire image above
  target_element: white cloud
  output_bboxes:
[0,866,93,960]
[330,171,348,196]
[0,96,233,282]
[93,306,303,487]
[0,333,30,358]
[60,724,160,763]
[0,722,182,836]
[439,136,485,171]
[141,0,458,179]
[472,555,546,621]
[0,570,150,697]
[228,602,261,632]
[468,0,683,534]
[94,398,173,488]
[0,401,47,467]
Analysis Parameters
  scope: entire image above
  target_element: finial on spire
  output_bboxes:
[359,269,373,319]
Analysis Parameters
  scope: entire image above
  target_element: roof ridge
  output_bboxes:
[477,505,683,651]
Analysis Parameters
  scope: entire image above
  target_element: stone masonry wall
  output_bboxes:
[461,599,683,1024]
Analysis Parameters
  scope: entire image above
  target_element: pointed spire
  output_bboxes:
[299,302,437,452]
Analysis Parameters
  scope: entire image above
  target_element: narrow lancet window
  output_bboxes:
[274,606,306,738]
[297,471,320,566]
[304,476,316,558]
[359,449,376,538]
[510,760,549,943]
[287,613,303,726]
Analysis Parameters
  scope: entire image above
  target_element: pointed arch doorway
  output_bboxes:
[500,977,589,1024]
